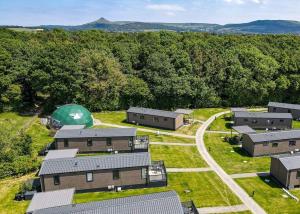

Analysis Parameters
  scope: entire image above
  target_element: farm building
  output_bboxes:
[270,153,300,189]
[54,128,148,153]
[233,111,292,129]
[268,102,300,120]
[127,107,184,130]
[242,130,300,156]
[39,152,167,192]
[27,190,198,214]
[51,104,93,128]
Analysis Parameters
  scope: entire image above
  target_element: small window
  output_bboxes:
[113,170,120,180]
[164,118,168,121]
[140,115,145,120]
[141,168,147,179]
[289,141,296,146]
[273,107,277,112]
[263,142,269,147]
[154,117,159,122]
[86,172,93,182]
[272,143,278,147]
[288,109,291,113]
[244,119,248,122]
[87,139,93,147]
[53,175,60,185]
[280,119,284,122]
[297,170,300,179]
[64,139,69,147]
[106,138,112,146]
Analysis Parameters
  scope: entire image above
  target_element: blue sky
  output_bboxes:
[0,0,299,26]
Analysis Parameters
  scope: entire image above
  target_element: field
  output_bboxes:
[236,176,300,214]
[74,172,241,208]
[204,133,270,174]
[193,108,228,121]
[150,145,207,168]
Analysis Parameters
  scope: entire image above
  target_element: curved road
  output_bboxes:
[196,111,266,214]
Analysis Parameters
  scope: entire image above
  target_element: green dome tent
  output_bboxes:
[51,104,93,128]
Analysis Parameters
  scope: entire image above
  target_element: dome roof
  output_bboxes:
[51,104,93,128]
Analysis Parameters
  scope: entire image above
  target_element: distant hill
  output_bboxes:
[3,18,300,34]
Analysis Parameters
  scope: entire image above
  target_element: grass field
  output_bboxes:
[193,108,228,121]
[208,113,233,131]
[204,133,270,174]
[0,112,33,134]
[293,120,300,129]
[236,176,300,214]
[74,172,241,208]
[93,111,201,135]
[0,174,35,214]
[137,130,195,144]
[150,145,207,168]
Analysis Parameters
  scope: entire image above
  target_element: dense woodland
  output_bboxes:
[1,29,300,113]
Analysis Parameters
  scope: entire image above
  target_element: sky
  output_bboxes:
[0,0,299,26]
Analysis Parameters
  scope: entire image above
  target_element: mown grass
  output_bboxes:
[204,133,270,174]
[0,174,35,214]
[93,111,201,135]
[293,120,300,129]
[137,130,195,144]
[74,172,241,208]
[150,145,207,168]
[208,113,233,131]
[0,112,33,134]
[236,176,300,214]
[193,108,228,121]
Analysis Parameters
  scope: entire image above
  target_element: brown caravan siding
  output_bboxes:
[127,112,183,130]
[241,135,255,156]
[234,117,292,129]
[268,106,300,120]
[270,158,288,187]
[41,167,147,192]
[288,170,300,188]
[55,137,131,153]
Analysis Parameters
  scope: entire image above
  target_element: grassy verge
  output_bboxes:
[208,113,233,131]
[150,145,207,168]
[293,120,300,129]
[193,108,228,121]
[74,172,241,208]
[236,176,300,214]
[204,133,270,174]
[0,174,35,214]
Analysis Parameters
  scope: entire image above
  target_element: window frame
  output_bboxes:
[297,170,300,179]
[64,139,69,147]
[53,175,60,185]
[87,138,93,147]
[289,140,296,147]
[106,137,112,146]
[263,142,269,147]
[113,170,120,180]
[272,143,278,147]
[140,115,145,120]
[86,172,93,182]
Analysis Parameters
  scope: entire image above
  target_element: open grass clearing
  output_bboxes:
[93,111,201,135]
[74,172,241,208]
[150,145,207,168]
[138,130,195,144]
[193,108,228,121]
[204,133,270,174]
[208,113,233,131]
[236,176,300,214]
[0,174,35,214]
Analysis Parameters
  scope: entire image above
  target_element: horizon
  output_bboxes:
[0,0,300,26]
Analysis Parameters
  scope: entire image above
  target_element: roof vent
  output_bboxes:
[74,161,78,166]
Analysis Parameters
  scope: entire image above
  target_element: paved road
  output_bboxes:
[196,111,266,214]
[230,172,269,179]
[197,204,249,214]
[150,142,196,146]
[167,168,212,173]
[100,122,196,139]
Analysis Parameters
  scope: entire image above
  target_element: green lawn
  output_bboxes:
[150,145,207,168]
[0,174,35,214]
[93,111,201,135]
[0,112,33,134]
[193,108,228,121]
[236,176,300,214]
[137,130,195,144]
[208,113,233,131]
[74,172,241,208]
[204,133,270,174]
[293,120,300,129]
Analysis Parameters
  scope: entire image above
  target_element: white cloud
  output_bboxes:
[146,4,186,12]
[224,0,267,4]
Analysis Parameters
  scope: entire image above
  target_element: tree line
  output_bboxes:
[1,29,300,113]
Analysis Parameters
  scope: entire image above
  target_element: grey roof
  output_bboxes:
[33,191,184,214]
[272,153,300,171]
[234,111,293,119]
[39,152,151,175]
[44,149,78,160]
[60,125,86,130]
[26,188,74,213]
[246,130,300,143]
[268,102,300,111]
[174,109,194,115]
[232,126,256,134]
[127,107,180,118]
[231,107,247,112]
[54,128,136,139]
